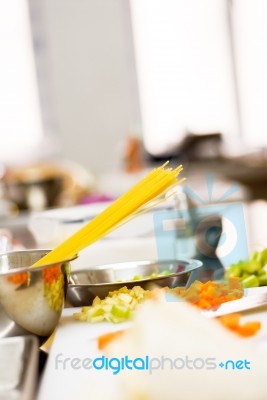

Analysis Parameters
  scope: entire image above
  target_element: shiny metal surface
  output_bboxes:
[0,335,39,400]
[0,250,76,340]
[67,259,202,307]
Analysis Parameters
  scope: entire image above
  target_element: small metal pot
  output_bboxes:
[0,250,76,341]
[4,177,63,211]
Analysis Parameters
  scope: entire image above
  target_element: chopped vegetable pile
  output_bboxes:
[227,248,267,287]
[74,279,261,338]
[73,286,151,323]
[170,278,244,309]
[73,278,244,323]
[219,313,261,337]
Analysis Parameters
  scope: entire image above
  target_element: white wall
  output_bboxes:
[34,0,141,173]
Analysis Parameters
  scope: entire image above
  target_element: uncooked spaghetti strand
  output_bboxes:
[33,165,183,264]
[32,163,183,266]
[33,168,182,263]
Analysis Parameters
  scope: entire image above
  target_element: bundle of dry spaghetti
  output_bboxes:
[33,162,184,267]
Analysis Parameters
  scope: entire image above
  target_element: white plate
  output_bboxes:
[37,288,267,400]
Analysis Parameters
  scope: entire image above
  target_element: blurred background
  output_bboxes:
[1,0,267,263]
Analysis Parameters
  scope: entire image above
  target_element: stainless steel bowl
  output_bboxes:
[0,250,76,340]
[66,259,202,307]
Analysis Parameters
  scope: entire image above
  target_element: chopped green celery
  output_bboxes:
[227,265,242,277]
[237,260,247,267]
[73,285,149,324]
[108,315,125,324]
[259,249,267,265]
[240,273,250,281]
[73,312,87,321]
[81,306,91,313]
[118,293,132,304]
[258,274,267,286]
[251,251,260,262]
[91,307,105,317]
[130,299,138,308]
[242,275,259,288]
[102,304,112,313]
[92,296,101,306]
[228,248,267,288]
[257,269,266,276]
[132,286,144,294]
[125,270,171,282]
[105,297,115,305]
[243,260,261,274]
[111,304,131,319]
[132,275,142,280]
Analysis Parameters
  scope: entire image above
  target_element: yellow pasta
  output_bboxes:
[32,162,184,267]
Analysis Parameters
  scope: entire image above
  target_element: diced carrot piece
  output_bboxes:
[197,299,211,309]
[98,330,125,350]
[7,272,28,285]
[235,322,261,337]
[211,298,221,306]
[219,314,261,337]
[219,313,240,329]
[205,286,215,299]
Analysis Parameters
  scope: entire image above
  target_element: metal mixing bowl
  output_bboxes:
[0,250,76,340]
[66,259,202,307]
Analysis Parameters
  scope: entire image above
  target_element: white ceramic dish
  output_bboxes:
[37,287,267,400]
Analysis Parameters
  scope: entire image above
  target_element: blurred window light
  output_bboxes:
[130,0,240,156]
[231,0,267,147]
[130,0,267,156]
[0,0,43,164]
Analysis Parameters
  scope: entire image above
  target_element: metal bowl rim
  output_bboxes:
[69,258,202,288]
[0,249,77,276]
